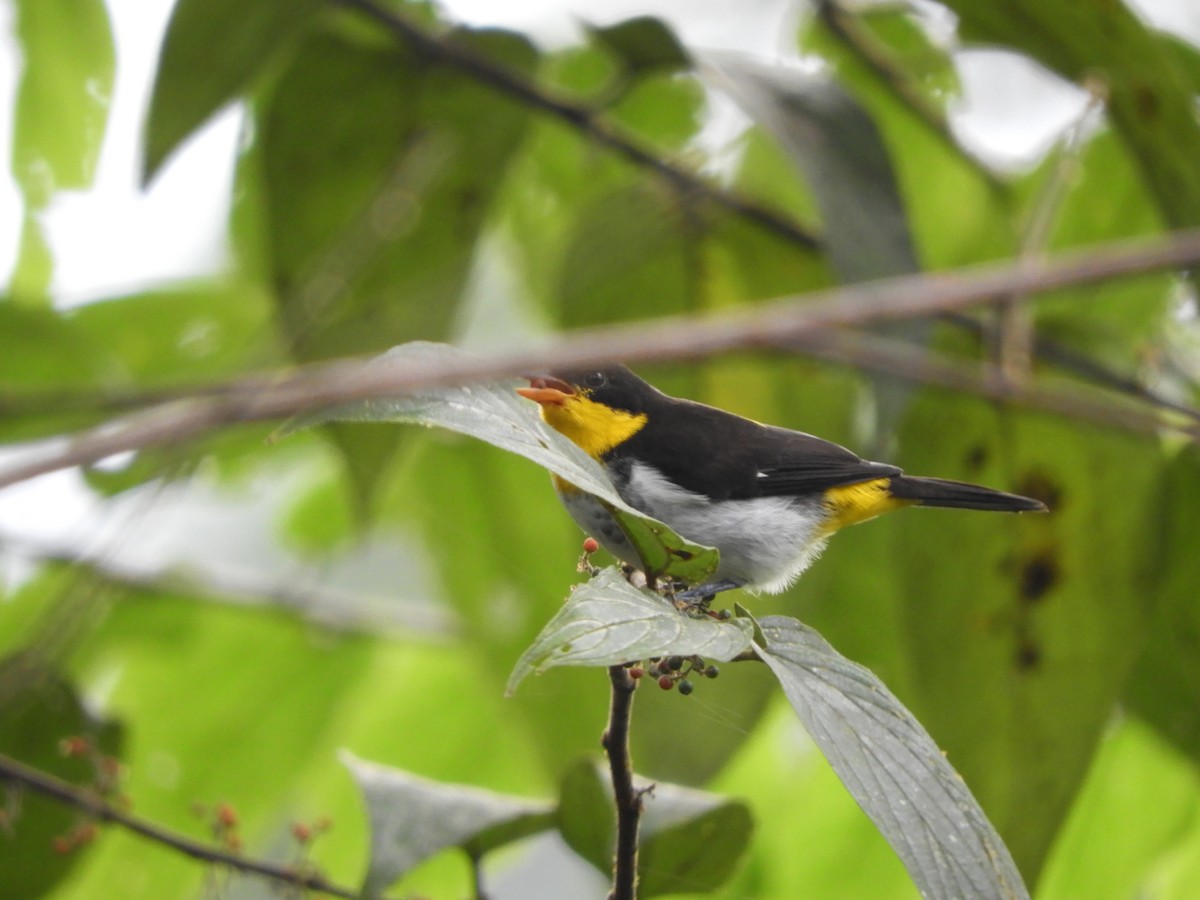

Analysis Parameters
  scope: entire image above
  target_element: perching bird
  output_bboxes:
[518,366,1046,600]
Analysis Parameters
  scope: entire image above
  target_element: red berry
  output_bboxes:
[215,803,238,828]
[582,537,600,554]
[59,736,90,757]
[657,675,674,690]
[628,666,645,679]
[292,822,312,844]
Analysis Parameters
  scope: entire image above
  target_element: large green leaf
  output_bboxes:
[890,394,1164,880]
[142,0,321,182]
[1123,448,1200,763]
[754,616,1029,900]
[259,27,537,508]
[261,28,536,361]
[557,179,701,327]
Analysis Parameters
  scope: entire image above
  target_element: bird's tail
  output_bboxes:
[887,476,1048,513]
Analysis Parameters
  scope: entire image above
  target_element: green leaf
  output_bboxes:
[890,395,1164,879]
[753,616,1029,900]
[9,213,54,302]
[281,342,719,585]
[0,304,121,440]
[584,16,692,77]
[142,0,321,183]
[507,567,752,693]
[1037,718,1200,900]
[262,28,536,361]
[259,28,536,508]
[11,0,114,206]
[556,757,754,896]
[0,655,123,899]
[555,758,614,873]
[703,54,920,282]
[1123,448,1200,762]
[342,752,554,897]
[557,180,699,327]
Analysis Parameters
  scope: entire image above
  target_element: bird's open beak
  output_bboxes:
[517,375,575,406]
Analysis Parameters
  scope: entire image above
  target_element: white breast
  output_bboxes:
[618,462,830,594]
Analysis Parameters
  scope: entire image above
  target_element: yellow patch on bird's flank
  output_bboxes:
[539,394,647,459]
[819,478,914,534]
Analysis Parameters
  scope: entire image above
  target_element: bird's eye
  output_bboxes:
[583,372,607,388]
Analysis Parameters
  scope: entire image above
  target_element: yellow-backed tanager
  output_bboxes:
[518,366,1046,600]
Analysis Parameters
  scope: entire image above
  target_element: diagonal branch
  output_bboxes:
[0,752,361,899]
[1,229,1198,491]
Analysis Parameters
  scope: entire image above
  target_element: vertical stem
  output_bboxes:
[602,665,642,900]
[469,852,489,900]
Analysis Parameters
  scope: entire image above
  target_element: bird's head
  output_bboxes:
[517,366,652,458]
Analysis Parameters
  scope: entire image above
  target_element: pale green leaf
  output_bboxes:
[754,616,1029,900]
[342,752,554,897]
[281,342,719,584]
[507,567,752,694]
[703,54,919,282]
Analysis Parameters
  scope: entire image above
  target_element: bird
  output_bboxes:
[517,365,1047,601]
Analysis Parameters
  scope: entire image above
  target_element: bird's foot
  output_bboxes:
[672,580,742,617]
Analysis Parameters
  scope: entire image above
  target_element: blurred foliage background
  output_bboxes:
[2,0,1200,897]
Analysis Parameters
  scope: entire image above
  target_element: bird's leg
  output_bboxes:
[673,580,743,611]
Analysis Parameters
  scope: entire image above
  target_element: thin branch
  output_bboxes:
[602,665,642,900]
[781,327,1200,439]
[0,752,360,899]
[1,229,1199,491]
[327,0,821,252]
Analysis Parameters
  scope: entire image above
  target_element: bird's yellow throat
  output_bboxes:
[539,394,648,459]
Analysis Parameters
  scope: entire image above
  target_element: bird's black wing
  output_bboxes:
[747,427,900,497]
[616,399,899,500]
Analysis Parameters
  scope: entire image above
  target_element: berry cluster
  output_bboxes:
[626,655,720,696]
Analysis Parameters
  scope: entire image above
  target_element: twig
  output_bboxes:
[602,665,642,900]
[781,327,1200,438]
[0,752,359,899]
[327,0,821,252]
[1,229,1199,491]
